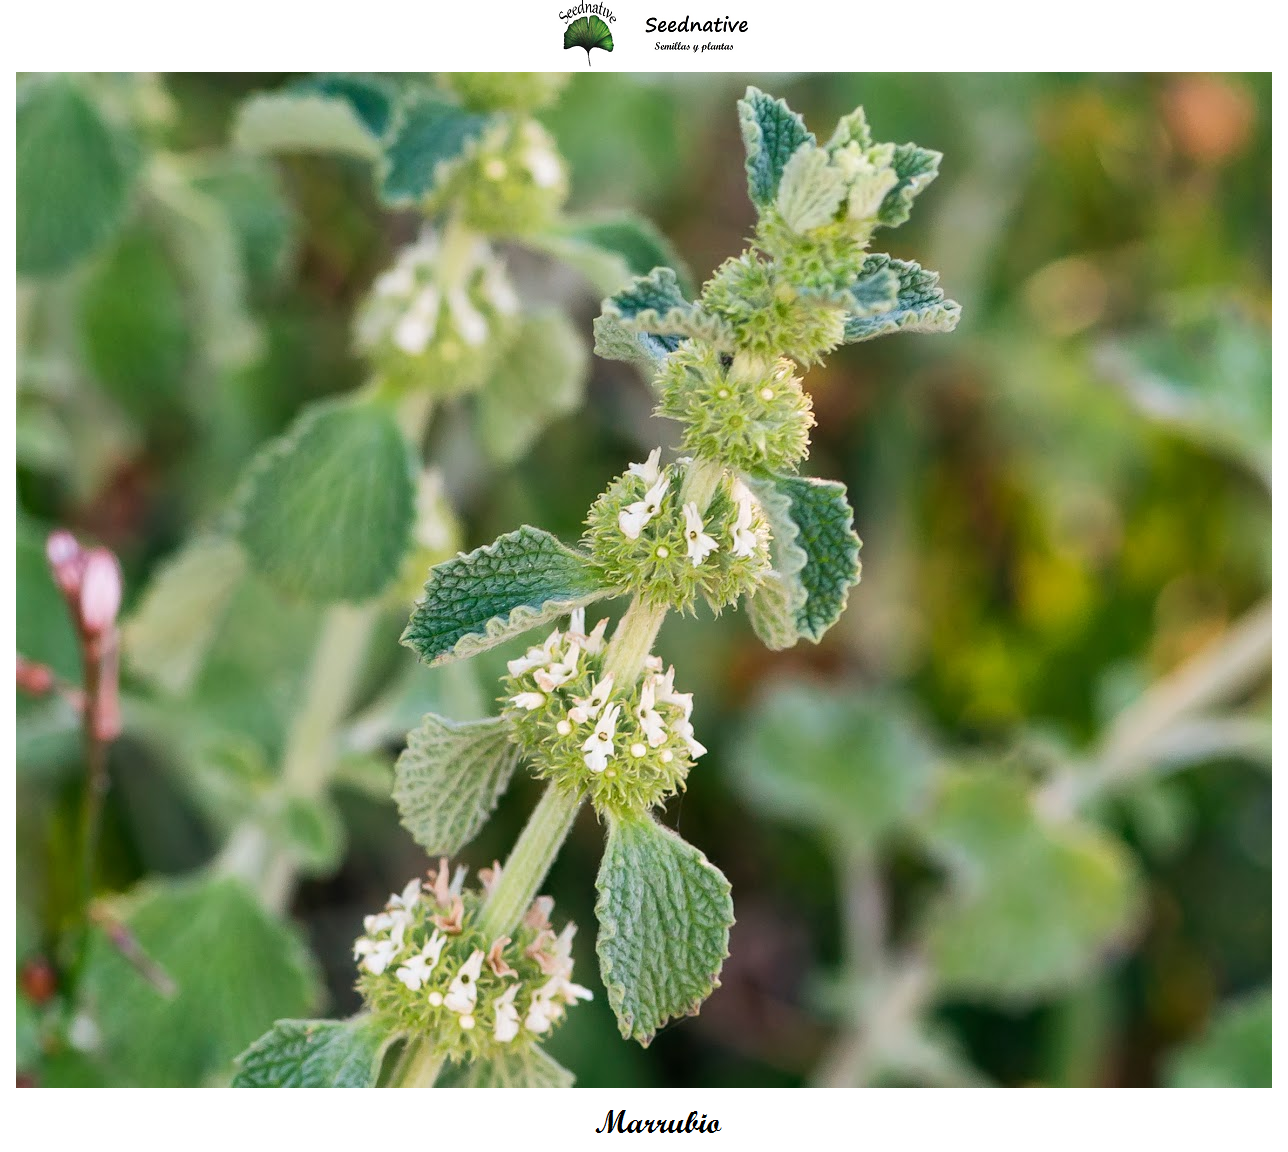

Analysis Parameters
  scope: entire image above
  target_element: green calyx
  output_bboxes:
[584,455,771,613]
[454,119,569,236]
[354,230,519,396]
[500,614,702,817]
[657,343,814,473]
[354,864,591,1065]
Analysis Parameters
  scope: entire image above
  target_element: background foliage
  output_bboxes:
[16,72,1270,1087]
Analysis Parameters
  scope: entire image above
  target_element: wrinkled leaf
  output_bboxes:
[877,143,942,228]
[18,76,139,276]
[455,1044,575,1087]
[530,212,691,297]
[393,714,520,856]
[292,73,396,139]
[234,399,416,603]
[401,526,611,666]
[380,95,492,205]
[122,536,248,696]
[192,160,298,291]
[475,310,588,464]
[233,1015,391,1088]
[842,255,961,343]
[81,875,321,1086]
[599,267,732,351]
[738,87,814,209]
[595,813,733,1046]
[734,682,936,847]
[232,91,382,161]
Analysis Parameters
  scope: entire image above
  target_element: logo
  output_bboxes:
[560,3,615,64]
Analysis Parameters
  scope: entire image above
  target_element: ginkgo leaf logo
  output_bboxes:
[564,15,614,64]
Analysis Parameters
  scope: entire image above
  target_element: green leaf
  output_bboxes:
[272,795,347,875]
[530,212,691,297]
[564,15,614,63]
[291,73,396,139]
[733,682,936,847]
[600,267,732,350]
[775,145,847,233]
[231,91,382,161]
[919,767,1142,1004]
[744,472,862,647]
[876,143,942,228]
[79,225,192,419]
[595,813,733,1046]
[455,1044,576,1087]
[122,536,248,696]
[475,310,588,464]
[81,875,321,1086]
[393,714,521,856]
[192,160,298,292]
[380,95,492,205]
[842,255,961,343]
[401,526,612,666]
[233,1015,392,1088]
[738,87,814,209]
[1165,990,1271,1088]
[234,399,416,602]
[17,76,139,276]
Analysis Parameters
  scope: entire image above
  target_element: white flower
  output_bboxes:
[673,716,708,760]
[534,660,578,693]
[525,144,564,189]
[651,666,694,721]
[354,936,399,976]
[567,607,586,636]
[570,674,615,725]
[582,702,622,773]
[729,482,759,558]
[682,503,719,566]
[619,473,670,540]
[524,995,558,1034]
[443,949,485,1015]
[395,931,447,991]
[636,681,668,748]
[510,691,546,711]
[392,878,422,913]
[447,287,487,346]
[493,984,521,1043]
[481,259,519,315]
[507,644,548,677]
[627,448,663,487]
[392,287,440,355]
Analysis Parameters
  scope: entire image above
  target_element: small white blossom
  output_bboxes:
[447,287,487,346]
[636,681,668,748]
[507,644,549,678]
[682,503,719,566]
[729,482,759,558]
[673,716,708,760]
[582,702,622,773]
[534,659,578,693]
[354,936,399,976]
[395,931,448,991]
[443,949,485,1015]
[525,145,564,189]
[651,666,694,721]
[493,984,521,1043]
[510,691,546,711]
[524,995,558,1034]
[619,473,670,540]
[570,674,615,725]
[627,448,663,487]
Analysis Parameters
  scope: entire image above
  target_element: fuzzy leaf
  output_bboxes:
[745,473,862,646]
[775,145,847,233]
[122,536,248,696]
[193,160,298,292]
[920,767,1142,1004]
[877,143,942,228]
[595,813,733,1046]
[456,1045,575,1088]
[292,74,396,139]
[738,87,814,209]
[531,212,691,297]
[734,683,936,847]
[81,875,321,1086]
[232,91,383,161]
[234,399,416,602]
[592,312,677,372]
[233,1016,390,1087]
[273,795,346,875]
[842,255,961,343]
[402,526,612,666]
[1165,990,1272,1088]
[564,14,614,62]
[17,76,139,276]
[475,310,588,464]
[380,95,492,205]
[600,267,732,350]
[393,714,520,855]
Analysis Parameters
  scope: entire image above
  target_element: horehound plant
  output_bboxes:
[60,73,678,1087]
[232,87,959,1087]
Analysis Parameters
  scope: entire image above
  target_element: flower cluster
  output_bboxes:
[501,609,705,816]
[453,119,569,237]
[656,342,815,473]
[584,450,771,613]
[354,861,591,1064]
[354,228,519,396]
[442,72,568,114]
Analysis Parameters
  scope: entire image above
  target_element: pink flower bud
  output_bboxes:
[16,655,54,696]
[45,530,85,598]
[78,549,123,637]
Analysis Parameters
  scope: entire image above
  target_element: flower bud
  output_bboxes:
[78,549,123,637]
[45,529,85,599]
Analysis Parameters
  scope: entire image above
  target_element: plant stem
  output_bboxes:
[601,597,669,685]
[392,1036,448,1089]
[476,783,582,942]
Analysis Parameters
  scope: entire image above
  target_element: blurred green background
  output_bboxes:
[16,73,1271,1087]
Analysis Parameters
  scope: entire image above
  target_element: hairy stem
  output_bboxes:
[391,1036,448,1089]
